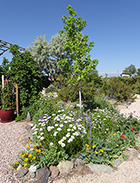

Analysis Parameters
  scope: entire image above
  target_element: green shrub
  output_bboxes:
[101,76,137,102]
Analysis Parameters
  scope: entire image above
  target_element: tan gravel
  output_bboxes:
[0,95,140,183]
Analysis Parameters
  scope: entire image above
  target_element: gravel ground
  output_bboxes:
[0,95,140,183]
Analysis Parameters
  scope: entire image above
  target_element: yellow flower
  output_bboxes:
[113,133,116,136]
[35,149,39,152]
[86,148,89,151]
[39,143,42,146]
[30,142,32,144]
[32,156,36,160]
[26,145,30,148]
[22,154,25,158]
[28,154,32,158]
[24,158,28,162]
[38,149,41,153]
[116,144,119,147]
[24,163,27,167]
[26,153,29,155]
[95,151,98,154]
[92,145,96,148]
[85,144,89,148]
[16,161,19,164]
[30,160,32,162]
[20,153,22,156]
[34,144,37,148]
[99,149,104,153]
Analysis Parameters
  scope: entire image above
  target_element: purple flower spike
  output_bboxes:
[121,120,123,122]
[127,121,129,123]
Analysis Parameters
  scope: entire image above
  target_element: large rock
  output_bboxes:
[86,163,114,173]
[124,148,139,160]
[15,166,29,178]
[57,160,74,174]
[36,166,51,183]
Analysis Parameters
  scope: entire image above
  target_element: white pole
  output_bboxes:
[2,75,4,89]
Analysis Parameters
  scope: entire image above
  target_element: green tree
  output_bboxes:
[27,33,68,78]
[58,5,98,109]
[122,64,136,77]
[137,68,140,76]
[7,44,42,107]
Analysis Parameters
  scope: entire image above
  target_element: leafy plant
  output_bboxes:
[0,80,14,110]
[7,44,43,107]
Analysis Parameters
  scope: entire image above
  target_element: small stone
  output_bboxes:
[30,172,36,179]
[36,166,51,183]
[114,157,124,167]
[17,164,23,171]
[86,163,114,173]
[29,165,37,173]
[57,160,73,174]
[49,165,59,179]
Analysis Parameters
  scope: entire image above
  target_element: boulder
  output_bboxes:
[86,163,114,173]
[36,166,51,183]
[57,160,73,174]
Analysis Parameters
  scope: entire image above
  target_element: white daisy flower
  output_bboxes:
[33,131,37,135]
[40,132,44,135]
[60,124,63,127]
[40,128,43,131]
[67,138,73,143]
[40,136,44,140]
[62,136,66,141]
[66,133,70,137]
[61,143,65,147]
[52,114,56,116]
[55,124,58,127]
[58,141,62,145]
[53,131,58,136]
[73,126,76,130]
[67,129,71,131]
[69,124,73,127]
[71,135,75,139]
[50,142,54,146]
[57,127,62,131]
[37,135,41,139]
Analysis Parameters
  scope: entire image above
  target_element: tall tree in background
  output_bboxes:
[122,64,136,77]
[58,5,98,110]
[27,34,68,77]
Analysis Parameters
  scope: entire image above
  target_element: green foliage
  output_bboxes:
[15,92,58,121]
[122,64,136,77]
[58,5,98,82]
[37,145,68,168]
[101,76,137,102]
[87,96,115,111]
[7,44,43,107]
[0,80,15,110]
[54,73,102,102]
[137,68,140,76]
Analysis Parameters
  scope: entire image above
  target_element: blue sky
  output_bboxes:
[1,0,140,76]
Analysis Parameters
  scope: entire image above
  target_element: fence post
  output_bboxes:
[16,83,19,116]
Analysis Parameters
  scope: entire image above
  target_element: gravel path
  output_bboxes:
[0,95,140,183]
[0,120,30,183]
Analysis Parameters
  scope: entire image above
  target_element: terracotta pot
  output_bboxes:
[0,109,14,123]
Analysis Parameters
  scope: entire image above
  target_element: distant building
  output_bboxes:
[120,74,130,77]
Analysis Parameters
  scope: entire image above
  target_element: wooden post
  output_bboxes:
[16,83,19,117]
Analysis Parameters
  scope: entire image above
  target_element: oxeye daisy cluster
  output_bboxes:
[31,108,86,154]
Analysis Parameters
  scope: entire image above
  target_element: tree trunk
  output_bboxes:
[79,82,82,113]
